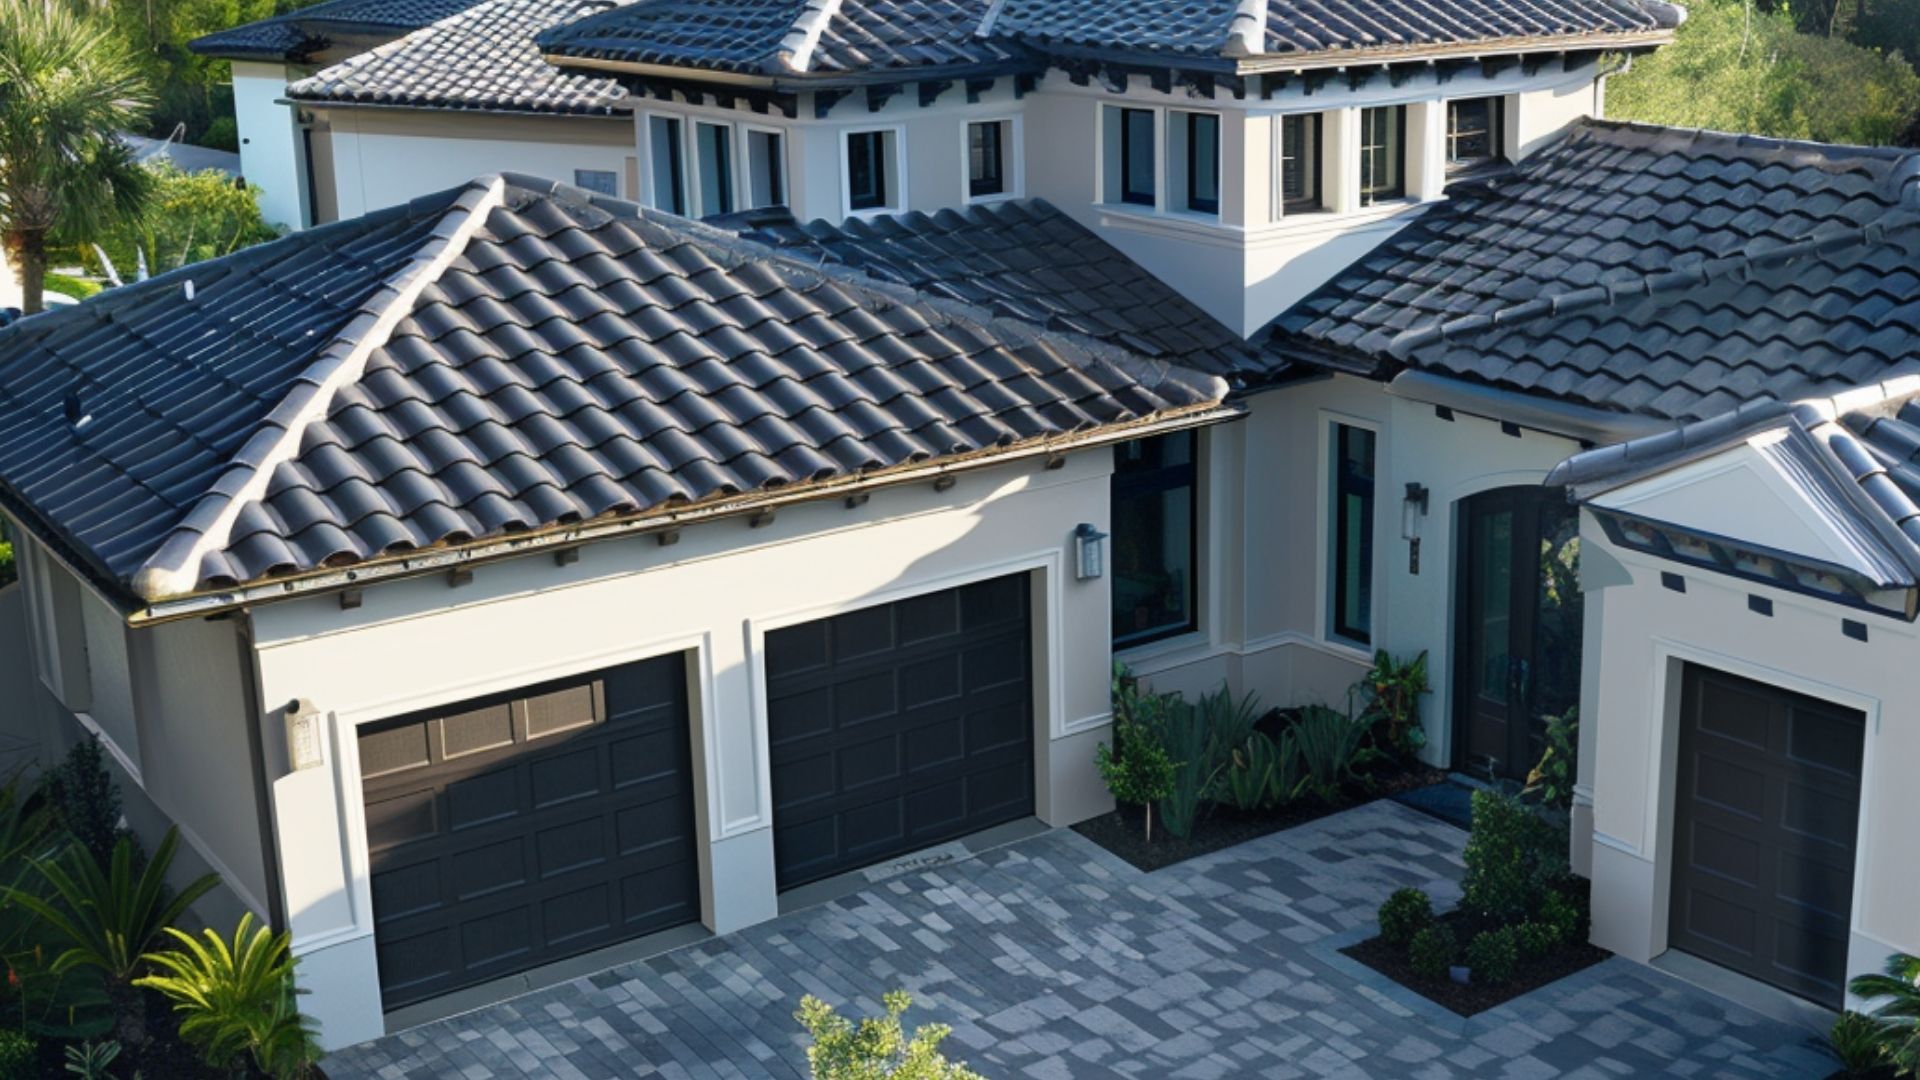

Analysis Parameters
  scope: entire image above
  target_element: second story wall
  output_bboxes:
[234,61,311,229]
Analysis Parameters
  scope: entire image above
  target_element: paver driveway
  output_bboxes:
[328,800,1832,1078]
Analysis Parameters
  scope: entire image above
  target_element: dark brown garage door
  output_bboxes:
[1672,664,1864,1006]
[359,655,700,1008]
[766,574,1034,890]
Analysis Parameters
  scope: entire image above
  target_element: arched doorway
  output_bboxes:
[1453,485,1582,782]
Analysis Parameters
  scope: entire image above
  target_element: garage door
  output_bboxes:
[1671,664,1865,1006]
[766,574,1034,889]
[359,655,700,1008]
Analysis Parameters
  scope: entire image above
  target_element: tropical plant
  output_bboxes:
[5,827,217,1045]
[1094,722,1177,843]
[1466,927,1520,985]
[1408,924,1456,982]
[1146,696,1216,840]
[42,736,124,871]
[0,0,154,313]
[1377,888,1432,949]
[1290,705,1372,802]
[138,913,321,1078]
[0,1028,32,1078]
[1824,1010,1891,1077]
[1851,953,1920,1075]
[84,162,277,283]
[1461,789,1568,923]
[1218,731,1292,811]
[1195,685,1261,777]
[1354,650,1429,760]
[61,1039,121,1079]
[796,990,984,1080]
[1524,708,1579,809]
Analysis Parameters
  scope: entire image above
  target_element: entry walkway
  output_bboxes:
[328,800,1831,1078]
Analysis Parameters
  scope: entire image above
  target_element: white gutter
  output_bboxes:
[1232,31,1674,74]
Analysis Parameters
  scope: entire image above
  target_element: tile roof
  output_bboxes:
[536,0,1023,78]
[724,200,1277,385]
[0,176,1226,607]
[288,0,630,115]
[190,0,488,60]
[1272,120,1920,423]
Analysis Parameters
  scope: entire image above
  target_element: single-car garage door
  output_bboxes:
[359,655,700,1008]
[1671,664,1865,1006]
[766,574,1034,889]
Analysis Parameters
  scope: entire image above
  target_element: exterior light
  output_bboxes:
[1401,482,1430,541]
[1074,523,1108,580]
[283,699,325,772]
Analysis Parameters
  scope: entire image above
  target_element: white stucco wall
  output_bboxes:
[245,448,1131,1049]
[316,109,639,223]
[233,61,308,229]
[1580,520,1918,1009]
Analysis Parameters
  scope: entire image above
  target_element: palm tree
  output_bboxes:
[0,0,151,314]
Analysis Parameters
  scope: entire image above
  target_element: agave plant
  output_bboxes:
[1852,953,1920,1076]
[138,913,322,1078]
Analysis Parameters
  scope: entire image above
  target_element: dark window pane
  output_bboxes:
[748,129,784,207]
[848,130,889,211]
[696,122,733,216]
[969,121,1004,197]
[1280,113,1320,212]
[1448,97,1500,171]
[1186,112,1219,214]
[573,169,617,196]
[1112,431,1198,646]
[1121,108,1155,206]
[1331,424,1375,644]
[1359,106,1405,205]
[648,116,684,215]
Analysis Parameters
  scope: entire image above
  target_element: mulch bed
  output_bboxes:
[1340,908,1610,1017]
[1073,766,1446,873]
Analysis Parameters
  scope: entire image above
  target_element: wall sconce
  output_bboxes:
[1074,523,1108,581]
[1402,483,1430,576]
[283,699,326,772]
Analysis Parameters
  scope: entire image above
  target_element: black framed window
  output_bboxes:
[1183,111,1220,214]
[1112,431,1198,647]
[747,129,784,208]
[1279,112,1321,213]
[968,120,1005,198]
[647,115,685,215]
[1330,424,1376,645]
[1120,107,1155,206]
[695,121,734,217]
[1359,105,1406,206]
[1447,97,1502,173]
[847,129,892,211]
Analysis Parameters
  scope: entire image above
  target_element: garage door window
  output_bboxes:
[1112,431,1198,648]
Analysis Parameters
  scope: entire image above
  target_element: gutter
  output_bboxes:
[283,96,633,119]
[1231,30,1674,74]
[1386,370,1674,446]
[126,404,1245,626]
[538,54,1042,92]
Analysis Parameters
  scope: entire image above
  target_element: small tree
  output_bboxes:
[1095,722,1177,843]
[796,991,983,1080]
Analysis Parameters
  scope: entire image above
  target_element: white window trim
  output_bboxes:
[740,122,791,210]
[1316,410,1384,653]
[690,118,737,219]
[1095,102,1166,214]
[839,124,908,219]
[1270,109,1331,221]
[640,110,690,216]
[960,114,1024,205]
[1166,106,1224,221]
[1440,93,1507,174]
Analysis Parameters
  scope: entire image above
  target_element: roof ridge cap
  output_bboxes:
[1220,0,1266,58]
[771,0,846,74]
[131,175,509,602]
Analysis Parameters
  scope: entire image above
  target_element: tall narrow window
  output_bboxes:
[1359,106,1406,206]
[1120,107,1155,206]
[1330,424,1376,645]
[647,116,685,215]
[846,129,895,212]
[1278,113,1321,213]
[968,120,1006,198]
[1181,111,1220,214]
[694,122,734,216]
[746,129,785,208]
[1446,97,1502,173]
[1112,431,1198,647]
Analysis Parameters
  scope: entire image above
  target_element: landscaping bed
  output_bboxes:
[1341,906,1609,1017]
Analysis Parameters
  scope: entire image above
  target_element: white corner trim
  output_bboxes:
[1221,0,1266,58]
[1592,829,1645,858]
[774,0,844,74]
[1062,711,1112,736]
[134,177,509,603]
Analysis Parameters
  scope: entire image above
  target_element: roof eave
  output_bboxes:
[287,95,633,118]
[1231,29,1673,74]
[540,52,1043,90]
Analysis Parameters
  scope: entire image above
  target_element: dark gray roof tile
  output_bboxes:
[191,0,488,60]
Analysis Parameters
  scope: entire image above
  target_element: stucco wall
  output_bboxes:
[316,109,638,222]
[1581,521,1918,1009]
[233,61,308,229]
[245,447,1128,1048]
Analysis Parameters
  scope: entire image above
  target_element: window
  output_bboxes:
[573,169,617,196]
[747,129,785,208]
[968,120,1007,198]
[1446,97,1503,173]
[845,129,898,212]
[1112,431,1198,647]
[1277,113,1321,213]
[1102,106,1157,207]
[1359,106,1406,206]
[695,121,734,216]
[1175,111,1220,215]
[1329,424,1376,645]
[647,116,685,215]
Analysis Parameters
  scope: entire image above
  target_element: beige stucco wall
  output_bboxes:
[1580,519,1918,1009]
[245,447,1132,1048]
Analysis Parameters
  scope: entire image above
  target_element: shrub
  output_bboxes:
[1825,1011,1889,1077]
[138,914,322,1078]
[1523,708,1578,809]
[1514,922,1556,961]
[1291,705,1371,802]
[1408,925,1456,982]
[1461,789,1568,922]
[796,990,984,1080]
[1850,953,1920,1075]
[1354,650,1429,760]
[1538,890,1582,947]
[1148,698,1215,839]
[1094,723,1177,843]
[42,737,123,871]
[0,1029,33,1079]
[1377,888,1432,950]
[1466,928,1520,985]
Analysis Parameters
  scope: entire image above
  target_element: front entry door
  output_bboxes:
[1454,486,1582,782]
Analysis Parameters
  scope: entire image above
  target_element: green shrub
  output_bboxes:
[1354,650,1429,760]
[41,737,123,871]
[0,1029,33,1078]
[1461,789,1568,923]
[796,990,984,1079]
[1538,890,1582,947]
[1825,1011,1888,1077]
[1523,708,1578,809]
[1094,723,1177,843]
[1148,698,1214,839]
[1466,928,1520,985]
[1377,888,1432,950]
[1408,925,1456,982]
[1514,922,1556,961]
[1291,705,1372,802]
[1850,953,1920,1075]
[138,914,322,1079]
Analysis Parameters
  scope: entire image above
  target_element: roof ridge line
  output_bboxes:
[1221,0,1267,58]
[772,0,846,74]
[131,175,509,602]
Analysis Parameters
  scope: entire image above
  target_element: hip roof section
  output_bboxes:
[190,0,489,60]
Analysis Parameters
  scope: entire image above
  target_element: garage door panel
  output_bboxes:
[1686,820,1762,887]
[362,654,700,1008]
[1689,755,1768,821]
[1782,783,1859,848]
[768,574,1034,889]
[1788,706,1865,774]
